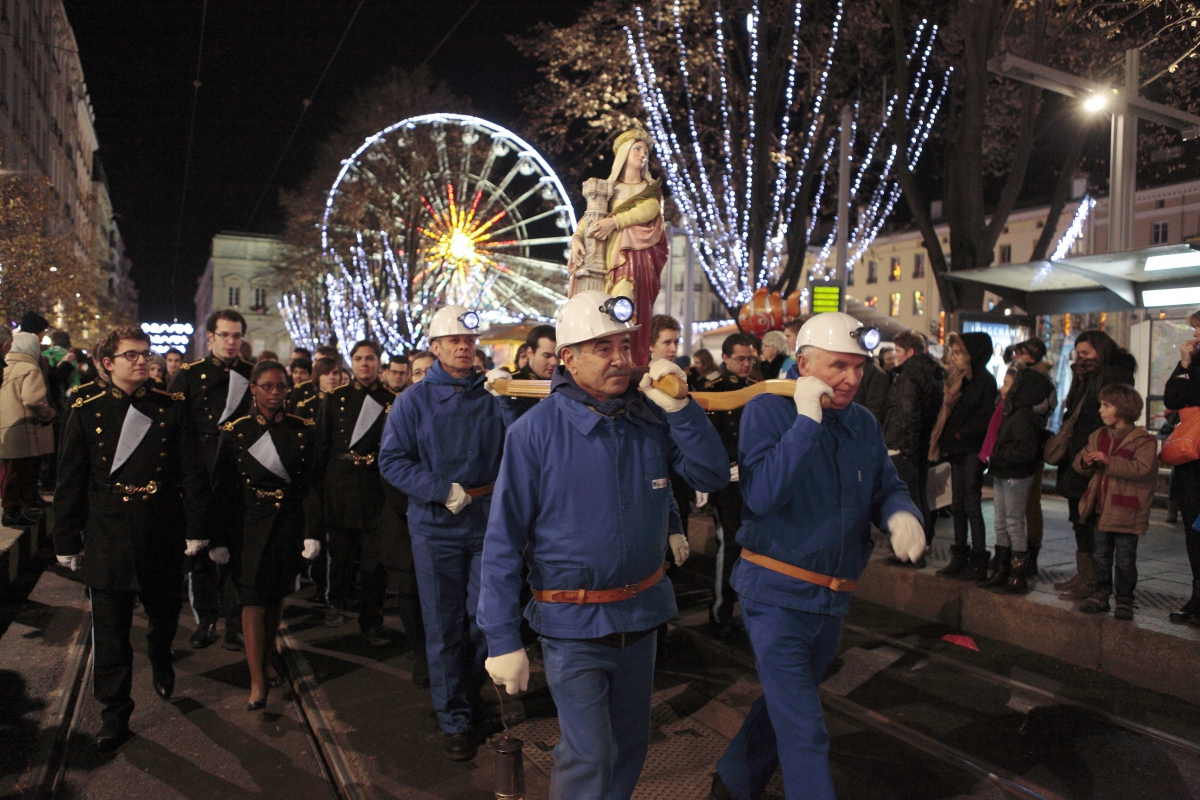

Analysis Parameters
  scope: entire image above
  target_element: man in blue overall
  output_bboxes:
[711,312,926,800]
[480,290,730,800]
[378,304,521,761]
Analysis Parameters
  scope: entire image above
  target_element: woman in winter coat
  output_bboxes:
[0,332,56,527]
[1163,309,1200,626]
[934,332,998,582]
[1053,330,1137,601]
[981,363,1054,593]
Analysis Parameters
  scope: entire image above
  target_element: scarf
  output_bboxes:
[550,366,664,427]
[978,401,1005,463]
[928,365,967,462]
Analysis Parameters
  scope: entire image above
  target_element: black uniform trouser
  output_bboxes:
[329,524,387,630]
[187,551,241,633]
[710,484,743,625]
[90,587,181,726]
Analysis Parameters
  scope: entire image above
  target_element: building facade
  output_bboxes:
[193,232,294,358]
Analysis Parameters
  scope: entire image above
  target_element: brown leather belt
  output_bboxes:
[533,562,667,604]
[465,483,495,498]
[741,549,858,592]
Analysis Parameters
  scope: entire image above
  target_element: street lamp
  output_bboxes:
[1083,93,1109,113]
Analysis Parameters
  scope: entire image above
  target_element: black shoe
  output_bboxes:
[963,550,990,583]
[411,653,430,688]
[189,620,219,649]
[362,626,390,647]
[981,546,1011,588]
[444,732,477,761]
[152,663,175,700]
[1024,546,1040,578]
[1004,552,1029,594]
[247,690,268,712]
[267,673,287,689]
[709,771,739,800]
[325,608,346,628]
[222,631,245,652]
[2,509,39,527]
[95,719,131,752]
[1113,601,1134,621]
[1169,583,1200,624]
[936,544,970,577]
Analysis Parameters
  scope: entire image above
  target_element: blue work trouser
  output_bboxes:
[540,632,657,800]
[411,534,487,734]
[716,597,843,800]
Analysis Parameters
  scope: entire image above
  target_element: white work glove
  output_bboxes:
[302,539,321,560]
[695,491,709,509]
[445,483,472,515]
[639,359,689,413]
[887,511,927,563]
[484,368,510,398]
[669,533,690,566]
[794,376,833,423]
[208,546,231,565]
[485,648,530,696]
[730,463,739,483]
[57,553,82,572]
[184,539,210,557]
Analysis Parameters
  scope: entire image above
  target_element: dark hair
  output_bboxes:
[205,308,247,334]
[292,347,312,359]
[350,339,382,358]
[722,333,757,357]
[693,348,716,373]
[1099,384,1143,424]
[315,345,339,359]
[99,327,151,363]
[649,315,681,347]
[525,324,557,351]
[387,353,408,366]
[258,349,279,362]
[408,350,434,365]
[311,357,343,387]
[290,357,313,373]
[50,330,71,348]
[1017,338,1047,363]
[784,319,805,336]
[166,347,184,358]
[892,330,927,353]
[250,359,287,384]
[1075,329,1118,368]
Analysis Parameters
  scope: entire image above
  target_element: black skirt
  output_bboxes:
[239,515,301,605]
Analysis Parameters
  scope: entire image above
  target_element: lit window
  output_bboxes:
[913,253,925,278]
[865,296,878,308]
[889,257,901,282]
[913,291,925,316]
[1152,222,1169,244]
[999,244,1012,264]
[890,293,901,317]
[867,261,878,284]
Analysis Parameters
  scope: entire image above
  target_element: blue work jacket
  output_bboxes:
[379,361,521,540]
[732,396,919,617]
[479,385,729,656]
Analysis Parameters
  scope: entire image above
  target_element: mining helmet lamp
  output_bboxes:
[851,326,881,352]
[457,310,480,331]
[600,296,635,324]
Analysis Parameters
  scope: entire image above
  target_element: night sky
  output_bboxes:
[63,0,592,322]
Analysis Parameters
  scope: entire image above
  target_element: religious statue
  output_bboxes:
[567,129,668,366]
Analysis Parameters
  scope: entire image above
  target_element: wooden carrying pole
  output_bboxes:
[491,376,831,411]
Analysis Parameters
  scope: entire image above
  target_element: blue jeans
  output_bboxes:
[1093,530,1139,602]
[715,598,844,800]
[540,633,657,800]
[992,476,1034,551]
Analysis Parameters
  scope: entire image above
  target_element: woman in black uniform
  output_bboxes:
[212,360,320,710]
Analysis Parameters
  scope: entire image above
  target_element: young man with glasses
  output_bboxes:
[307,339,398,646]
[53,327,212,751]
[169,309,254,650]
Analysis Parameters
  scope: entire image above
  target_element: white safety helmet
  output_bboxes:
[796,312,880,356]
[427,304,481,340]
[554,291,640,356]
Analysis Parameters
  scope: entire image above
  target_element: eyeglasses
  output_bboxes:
[212,331,244,342]
[728,355,756,364]
[254,382,288,394]
[114,350,152,363]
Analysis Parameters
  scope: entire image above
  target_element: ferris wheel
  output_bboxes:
[317,113,577,350]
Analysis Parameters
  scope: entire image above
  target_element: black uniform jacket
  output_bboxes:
[168,353,254,469]
[291,386,325,420]
[211,411,315,586]
[52,382,211,593]
[66,378,109,404]
[286,380,318,416]
[699,367,755,464]
[309,379,396,532]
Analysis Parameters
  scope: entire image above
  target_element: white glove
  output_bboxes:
[445,483,472,515]
[794,376,833,423]
[695,491,709,509]
[302,539,321,560]
[57,553,82,572]
[208,546,231,565]
[887,511,926,563]
[639,359,689,413]
[184,539,210,557]
[485,648,530,695]
[669,533,690,566]
[484,368,510,398]
[729,463,739,483]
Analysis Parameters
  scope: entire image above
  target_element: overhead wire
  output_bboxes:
[168,0,208,322]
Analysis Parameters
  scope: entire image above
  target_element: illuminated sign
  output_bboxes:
[811,286,841,313]
[141,322,194,354]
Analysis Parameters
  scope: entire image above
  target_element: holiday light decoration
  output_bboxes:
[140,322,194,354]
[626,3,949,310]
[1031,194,1096,287]
[279,114,577,354]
